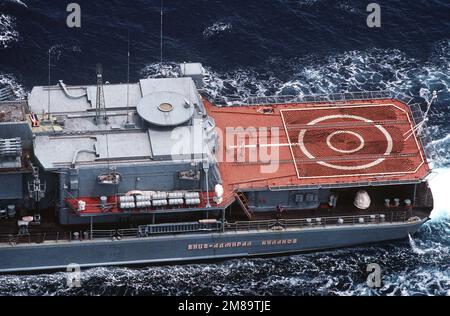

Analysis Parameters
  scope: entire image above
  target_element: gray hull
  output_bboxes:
[0,219,427,273]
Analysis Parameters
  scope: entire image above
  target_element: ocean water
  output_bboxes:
[0,0,449,296]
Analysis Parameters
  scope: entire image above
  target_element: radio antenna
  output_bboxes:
[95,63,108,124]
[47,48,51,121]
[160,0,163,64]
[126,29,131,124]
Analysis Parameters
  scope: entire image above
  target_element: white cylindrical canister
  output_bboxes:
[168,192,184,199]
[214,184,224,204]
[214,184,224,198]
[136,195,152,202]
[169,198,184,205]
[184,192,200,199]
[152,199,168,207]
[78,200,86,211]
[100,196,108,208]
[185,198,200,205]
[153,192,168,200]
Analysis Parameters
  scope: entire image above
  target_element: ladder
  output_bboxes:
[235,192,252,220]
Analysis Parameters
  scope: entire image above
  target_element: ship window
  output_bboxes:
[306,193,314,202]
[295,194,304,203]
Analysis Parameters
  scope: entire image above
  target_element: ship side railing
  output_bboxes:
[408,103,440,162]
[224,211,411,232]
[0,229,124,245]
[363,91,438,163]
[0,222,223,246]
[0,211,414,246]
[267,178,425,192]
[0,231,73,245]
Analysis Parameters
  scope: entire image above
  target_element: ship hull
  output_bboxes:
[0,219,427,273]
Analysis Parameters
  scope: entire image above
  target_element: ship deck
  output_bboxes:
[204,98,430,204]
[0,101,26,122]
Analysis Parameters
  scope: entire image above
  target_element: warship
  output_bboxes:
[0,62,434,272]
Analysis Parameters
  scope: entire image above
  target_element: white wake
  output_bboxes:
[428,167,450,220]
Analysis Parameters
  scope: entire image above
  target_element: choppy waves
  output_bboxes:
[0,214,448,296]
[142,43,449,133]
[201,44,450,108]
[2,0,27,8]
[203,22,233,39]
[0,0,449,295]
[0,14,19,48]
[0,0,28,49]
[0,72,25,97]
[2,43,450,295]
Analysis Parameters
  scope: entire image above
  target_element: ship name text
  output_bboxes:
[187,239,298,251]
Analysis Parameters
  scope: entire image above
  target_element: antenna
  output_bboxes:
[160,0,164,64]
[403,91,437,141]
[126,29,131,124]
[47,48,51,121]
[95,63,108,125]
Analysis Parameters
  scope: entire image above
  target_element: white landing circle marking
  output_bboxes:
[326,130,365,154]
[297,114,393,171]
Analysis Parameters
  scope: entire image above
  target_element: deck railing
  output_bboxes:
[267,178,427,192]
[0,210,414,246]
[212,90,394,107]
[224,211,410,232]
[0,231,72,245]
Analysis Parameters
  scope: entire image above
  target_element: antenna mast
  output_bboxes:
[47,49,51,121]
[95,63,108,125]
[126,30,131,124]
[160,0,163,64]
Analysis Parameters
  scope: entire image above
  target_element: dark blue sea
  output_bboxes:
[0,0,449,295]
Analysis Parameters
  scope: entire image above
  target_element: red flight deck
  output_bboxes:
[205,98,430,204]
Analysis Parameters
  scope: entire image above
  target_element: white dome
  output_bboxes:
[354,190,371,210]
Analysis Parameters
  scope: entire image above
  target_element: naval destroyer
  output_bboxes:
[0,63,434,272]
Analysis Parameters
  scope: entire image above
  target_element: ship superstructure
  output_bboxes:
[26,63,221,226]
[0,63,434,272]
